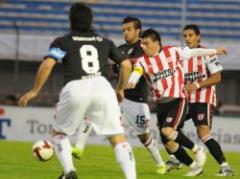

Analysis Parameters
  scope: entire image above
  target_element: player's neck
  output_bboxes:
[128,38,140,45]
[152,46,161,57]
[190,44,200,49]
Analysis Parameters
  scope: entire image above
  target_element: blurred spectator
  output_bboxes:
[4,95,18,106]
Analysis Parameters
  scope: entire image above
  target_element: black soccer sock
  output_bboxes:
[175,130,195,150]
[205,138,226,164]
[172,145,193,166]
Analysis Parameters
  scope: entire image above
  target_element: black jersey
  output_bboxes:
[118,41,148,103]
[45,31,127,84]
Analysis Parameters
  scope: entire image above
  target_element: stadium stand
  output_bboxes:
[0,0,240,113]
[0,0,240,39]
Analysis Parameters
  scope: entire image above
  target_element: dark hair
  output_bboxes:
[183,24,200,35]
[122,16,142,30]
[69,3,93,32]
[141,28,161,45]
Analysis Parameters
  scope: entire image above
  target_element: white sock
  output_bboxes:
[145,137,165,166]
[53,134,75,174]
[75,123,92,151]
[114,142,136,179]
[221,162,229,167]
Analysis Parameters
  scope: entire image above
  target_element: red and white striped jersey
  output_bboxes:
[133,46,190,100]
[182,52,223,106]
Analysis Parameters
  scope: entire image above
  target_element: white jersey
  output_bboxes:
[182,53,223,106]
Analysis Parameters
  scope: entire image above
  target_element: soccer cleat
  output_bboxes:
[215,165,234,176]
[184,165,203,177]
[166,155,182,172]
[156,164,167,174]
[72,147,83,160]
[58,171,78,179]
[194,146,207,167]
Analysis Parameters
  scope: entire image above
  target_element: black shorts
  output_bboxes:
[187,103,213,127]
[156,98,187,130]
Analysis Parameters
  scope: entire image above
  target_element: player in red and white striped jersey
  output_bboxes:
[182,24,233,176]
[127,29,227,176]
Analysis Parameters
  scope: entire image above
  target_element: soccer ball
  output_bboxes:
[32,140,54,161]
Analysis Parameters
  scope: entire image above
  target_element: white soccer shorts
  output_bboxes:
[120,98,151,135]
[54,76,124,136]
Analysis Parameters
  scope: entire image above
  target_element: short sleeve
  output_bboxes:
[206,55,223,74]
[45,37,66,62]
[109,41,127,64]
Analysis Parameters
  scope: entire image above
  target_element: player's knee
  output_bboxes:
[108,134,126,147]
[138,133,150,144]
[164,141,179,153]
[161,127,175,139]
[197,125,211,142]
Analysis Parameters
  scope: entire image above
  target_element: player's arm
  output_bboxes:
[109,41,132,102]
[179,47,227,60]
[18,58,56,107]
[184,56,223,93]
[125,61,144,89]
[19,38,65,107]
[116,59,132,91]
[198,71,221,88]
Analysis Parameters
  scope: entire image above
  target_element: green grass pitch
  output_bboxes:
[0,140,239,179]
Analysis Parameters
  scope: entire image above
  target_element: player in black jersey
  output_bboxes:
[119,17,166,174]
[18,3,136,179]
[72,16,166,175]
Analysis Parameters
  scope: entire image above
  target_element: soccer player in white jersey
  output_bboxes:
[127,28,227,176]
[72,16,166,174]
[18,3,136,179]
[181,24,233,176]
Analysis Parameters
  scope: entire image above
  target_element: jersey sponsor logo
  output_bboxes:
[197,113,205,121]
[48,47,66,61]
[209,57,220,66]
[72,36,103,42]
[153,69,175,82]
[184,72,206,82]
[209,57,217,64]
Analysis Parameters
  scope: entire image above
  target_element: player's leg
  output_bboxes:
[193,103,233,176]
[89,77,136,179]
[53,80,91,179]
[72,117,93,159]
[160,131,202,176]
[108,134,136,179]
[166,104,206,170]
[138,133,166,174]
[164,114,188,172]
[157,98,203,176]
[120,99,166,174]
[53,130,77,179]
